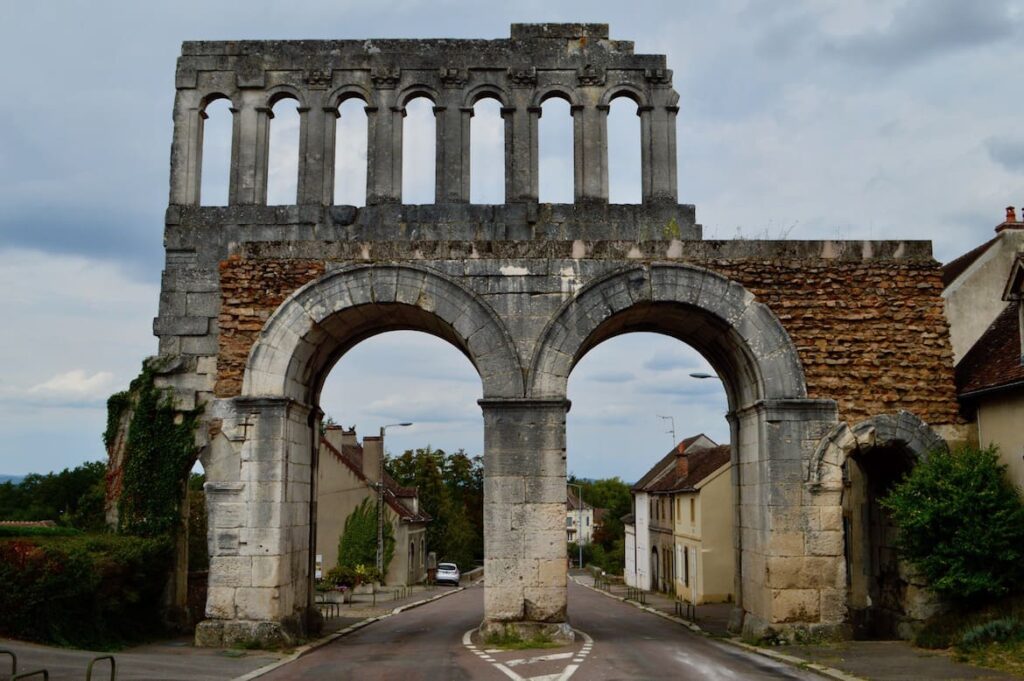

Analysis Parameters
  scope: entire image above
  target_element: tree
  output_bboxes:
[337,498,395,576]
[882,445,1024,603]
[0,461,108,530]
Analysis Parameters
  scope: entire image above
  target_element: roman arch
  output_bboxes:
[145,24,964,646]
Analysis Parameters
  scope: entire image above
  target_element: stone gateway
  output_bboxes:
[149,24,964,646]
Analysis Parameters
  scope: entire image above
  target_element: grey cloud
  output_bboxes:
[987,137,1024,173]
[822,0,1017,69]
[583,371,636,384]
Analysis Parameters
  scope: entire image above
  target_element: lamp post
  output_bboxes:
[567,482,584,570]
[688,372,718,380]
[377,422,413,578]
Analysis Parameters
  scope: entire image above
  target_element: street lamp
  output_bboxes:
[567,482,584,571]
[688,372,718,380]
[377,422,413,577]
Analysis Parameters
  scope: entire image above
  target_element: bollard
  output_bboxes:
[86,655,116,681]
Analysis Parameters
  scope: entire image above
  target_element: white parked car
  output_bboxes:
[436,562,460,586]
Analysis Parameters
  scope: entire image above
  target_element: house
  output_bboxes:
[316,425,430,586]
[625,434,721,595]
[566,487,595,545]
[943,208,1024,488]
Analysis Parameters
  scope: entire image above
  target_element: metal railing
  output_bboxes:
[674,597,697,621]
[1,649,117,681]
[625,586,647,604]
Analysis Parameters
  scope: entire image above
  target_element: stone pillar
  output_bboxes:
[365,88,402,204]
[296,94,338,205]
[479,398,573,642]
[229,96,272,205]
[644,93,678,203]
[571,103,608,203]
[505,91,538,203]
[169,91,204,205]
[434,96,471,203]
[195,396,316,648]
[735,398,846,641]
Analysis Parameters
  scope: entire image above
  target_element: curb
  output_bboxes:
[230,585,468,681]
[570,577,862,681]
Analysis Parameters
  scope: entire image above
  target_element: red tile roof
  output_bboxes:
[631,434,709,491]
[956,302,1024,398]
[942,236,998,288]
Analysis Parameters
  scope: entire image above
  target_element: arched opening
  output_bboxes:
[314,329,483,610]
[402,96,436,204]
[334,97,368,206]
[568,331,732,606]
[538,95,573,203]
[470,97,504,204]
[185,459,209,627]
[199,97,232,206]
[266,95,301,205]
[607,95,641,204]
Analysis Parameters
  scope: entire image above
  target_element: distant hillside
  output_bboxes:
[0,475,24,485]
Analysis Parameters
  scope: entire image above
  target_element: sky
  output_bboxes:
[1,0,1023,480]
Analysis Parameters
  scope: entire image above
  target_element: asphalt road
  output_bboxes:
[261,581,823,681]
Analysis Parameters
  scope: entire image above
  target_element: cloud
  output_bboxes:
[642,351,699,372]
[583,371,635,384]
[822,0,1018,69]
[30,370,116,398]
[987,136,1024,173]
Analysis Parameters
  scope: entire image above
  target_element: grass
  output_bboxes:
[483,629,563,651]
[956,638,1024,676]
[912,594,1024,677]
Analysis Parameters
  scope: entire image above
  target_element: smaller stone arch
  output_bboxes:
[599,84,649,108]
[807,411,949,486]
[199,91,236,111]
[242,264,525,403]
[464,84,510,108]
[326,83,376,110]
[532,86,580,108]
[264,85,306,109]
[397,84,440,107]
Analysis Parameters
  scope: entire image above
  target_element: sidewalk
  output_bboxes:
[317,583,462,634]
[572,572,1022,680]
[0,637,280,681]
[571,571,733,636]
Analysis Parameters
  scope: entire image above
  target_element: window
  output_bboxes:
[683,545,690,587]
[690,498,695,524]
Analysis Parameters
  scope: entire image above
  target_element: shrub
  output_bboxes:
[0,525,82,538]
[959,617,1024,651]
[337,498,394,576]
[0,534,172,648]
[881,445,1024,603]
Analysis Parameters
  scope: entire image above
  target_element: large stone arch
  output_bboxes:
[243,263,524,402]
[196,264,523,647]
[523,263,844,640]
[529,263,808,407]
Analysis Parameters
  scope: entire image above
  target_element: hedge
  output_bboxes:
[0,534,172,648]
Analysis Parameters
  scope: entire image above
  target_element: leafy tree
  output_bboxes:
[337,498,395,575]
[882,445,1024,603]
[387,446,484,568]
[0,461,108,530]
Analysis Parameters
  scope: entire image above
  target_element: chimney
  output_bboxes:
[997,206,1022,232]
[675,445,689,479]
[323,425,358,451]
[362,435,383,484]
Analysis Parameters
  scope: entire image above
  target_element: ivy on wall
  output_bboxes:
[105,361,201,538]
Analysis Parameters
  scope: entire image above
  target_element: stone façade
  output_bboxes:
[146,24,964,646]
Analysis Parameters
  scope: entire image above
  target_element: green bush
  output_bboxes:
[959,617,1024,651]
[337,498,394,577]
[0,525,82,538]
[881,445,1024,603]
[0,534,172,648]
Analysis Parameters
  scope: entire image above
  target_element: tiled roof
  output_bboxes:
[566,487,592,511]
[631,434,708,491]
[956,303,1024,398]
[321,437,431,523]
[659,444,731,493]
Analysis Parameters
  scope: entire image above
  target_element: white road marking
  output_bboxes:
[462,629,594,681]
[506,652,575,667]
